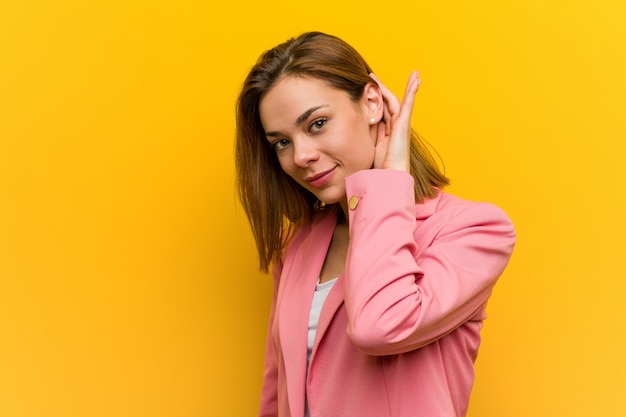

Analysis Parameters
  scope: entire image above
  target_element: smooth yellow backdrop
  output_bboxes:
[1,1,624,416]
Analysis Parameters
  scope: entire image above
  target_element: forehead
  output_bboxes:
[259,76,350,124]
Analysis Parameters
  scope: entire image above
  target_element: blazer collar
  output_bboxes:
[415,188,444,220]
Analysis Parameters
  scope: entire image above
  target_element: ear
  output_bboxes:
[362,82,384,123]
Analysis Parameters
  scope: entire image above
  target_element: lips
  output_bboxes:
[305,167,336,188]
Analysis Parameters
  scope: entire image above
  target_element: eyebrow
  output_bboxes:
[265,105,328,137]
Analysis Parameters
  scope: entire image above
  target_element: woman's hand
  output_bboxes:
[370,71,421,172]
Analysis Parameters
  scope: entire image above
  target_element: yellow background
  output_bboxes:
[1,0,624,416]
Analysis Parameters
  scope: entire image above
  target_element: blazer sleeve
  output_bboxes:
[258,259,282,417]
[343,169,516,356]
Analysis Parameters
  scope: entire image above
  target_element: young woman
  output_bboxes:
[236,31,516,417]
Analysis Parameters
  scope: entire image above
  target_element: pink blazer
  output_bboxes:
[259,170,516,417]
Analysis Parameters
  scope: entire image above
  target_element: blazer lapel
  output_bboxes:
[310,273,344,363]
[277,207,339,416]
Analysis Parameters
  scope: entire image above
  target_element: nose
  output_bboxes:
[292,137,319,168]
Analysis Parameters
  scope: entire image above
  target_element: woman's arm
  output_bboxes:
[343,169,516,356]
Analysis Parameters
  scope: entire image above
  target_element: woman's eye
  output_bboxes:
[310,118,327,132]
[271,139,290,151]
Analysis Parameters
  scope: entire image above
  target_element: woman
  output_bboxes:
[236,32,515,417]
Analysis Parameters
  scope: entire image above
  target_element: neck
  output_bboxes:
[336,204,348,225]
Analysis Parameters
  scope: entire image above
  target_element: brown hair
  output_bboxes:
[235,32,449,272]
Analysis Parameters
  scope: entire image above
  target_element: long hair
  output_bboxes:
[235,32,449,272]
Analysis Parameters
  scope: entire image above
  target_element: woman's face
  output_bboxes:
[259,76,378,208]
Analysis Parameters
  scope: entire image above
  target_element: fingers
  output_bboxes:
[373,121,388,169]
[376,119,387,145]
[369,71,420,172]
[398,71,421,123]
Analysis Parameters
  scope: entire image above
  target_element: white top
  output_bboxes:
[305,277,338,417]
[307,277,338,364]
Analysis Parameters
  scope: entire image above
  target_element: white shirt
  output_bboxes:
[305,277,338,417]
[307,277,338,364]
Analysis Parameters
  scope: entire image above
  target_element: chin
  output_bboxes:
[305,183,346,207]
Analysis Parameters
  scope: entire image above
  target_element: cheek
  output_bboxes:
[354,126,378,152]
[276,154,298,178]
[352,137,377,167]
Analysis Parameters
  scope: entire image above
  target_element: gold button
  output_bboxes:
[348,196,359,210]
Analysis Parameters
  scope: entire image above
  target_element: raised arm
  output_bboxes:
[343,170,515,356]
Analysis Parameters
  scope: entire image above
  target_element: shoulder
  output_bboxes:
[419,190,516,248]
[429,191,513,226]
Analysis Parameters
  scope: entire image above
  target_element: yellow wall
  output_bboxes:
[1,1,624,416]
